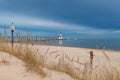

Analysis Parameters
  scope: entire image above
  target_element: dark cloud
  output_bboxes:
[0,0,120,37]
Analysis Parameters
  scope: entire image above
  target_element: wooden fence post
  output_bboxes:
[90,51,93,69]
[90,51,94,80]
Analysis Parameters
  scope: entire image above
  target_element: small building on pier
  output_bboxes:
[58,32,63,40]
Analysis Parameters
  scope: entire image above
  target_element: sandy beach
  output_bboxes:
[0,43,120,80]
[33,44,120,64]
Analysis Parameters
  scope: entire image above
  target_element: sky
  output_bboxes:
[0,0,120,38]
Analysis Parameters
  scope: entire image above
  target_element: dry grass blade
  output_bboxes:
[45,48,50,55]
[102,51,111,62]
[74,60,84,65]
[49,51,59,54]
[54,54,61,58]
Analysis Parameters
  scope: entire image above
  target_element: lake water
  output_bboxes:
[34,38,120,51]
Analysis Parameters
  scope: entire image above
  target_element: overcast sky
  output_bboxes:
[0,0,120,38]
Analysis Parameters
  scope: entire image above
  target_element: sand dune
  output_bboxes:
[0,52,73,80]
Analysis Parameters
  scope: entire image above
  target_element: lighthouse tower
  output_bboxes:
[58,32,63,40]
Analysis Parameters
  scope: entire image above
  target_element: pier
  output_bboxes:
[3,37,67,42]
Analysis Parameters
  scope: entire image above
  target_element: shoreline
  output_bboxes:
[6,41,120,52]
[6,38,120,51]
[31,43,120,52]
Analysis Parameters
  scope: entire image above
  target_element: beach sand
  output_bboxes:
[34,44,120,65]
[0,43,120,80]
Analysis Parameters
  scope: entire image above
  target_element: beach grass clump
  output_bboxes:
[40,51,83,79]
[91,65,120,80]
[1,60,9,65]
[0,59,10,65]
[82,51,120,80]
[0,39,46,77]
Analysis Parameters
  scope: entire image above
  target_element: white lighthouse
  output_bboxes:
[58,32,63,40]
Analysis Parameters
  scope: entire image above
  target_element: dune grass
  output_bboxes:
[0,40,46,77]
[0,39,120,80]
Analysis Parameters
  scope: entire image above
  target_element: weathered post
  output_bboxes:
[90,51,93,69]
[90,51,94,80]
